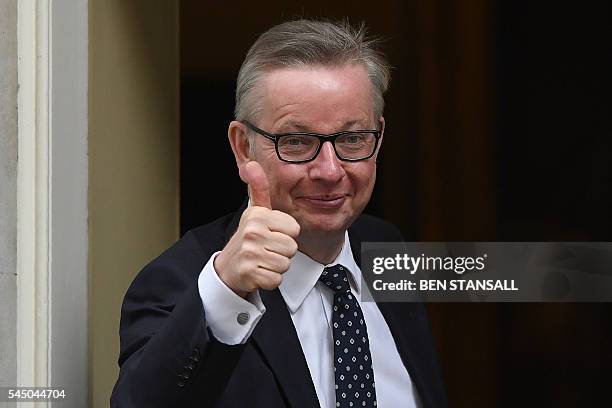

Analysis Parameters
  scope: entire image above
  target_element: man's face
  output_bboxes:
[245,64,382,239]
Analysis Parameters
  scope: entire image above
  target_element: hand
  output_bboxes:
[214,161,300,297]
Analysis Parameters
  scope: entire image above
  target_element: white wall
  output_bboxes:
[50,1,89,405]
[0,0,18,391]
[15,1,88,406]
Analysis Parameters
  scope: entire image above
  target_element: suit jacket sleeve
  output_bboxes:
[111,214,243,408]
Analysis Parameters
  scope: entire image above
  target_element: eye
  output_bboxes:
[279,135,317,147]
[345,134,363,144]
[286,137,302,146]
[338,133,366,145]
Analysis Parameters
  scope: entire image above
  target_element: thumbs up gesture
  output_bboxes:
[214,161,301,297]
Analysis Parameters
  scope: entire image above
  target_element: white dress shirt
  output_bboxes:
[198,232,420,408]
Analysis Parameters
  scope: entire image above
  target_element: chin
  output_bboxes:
[298,214,353,237]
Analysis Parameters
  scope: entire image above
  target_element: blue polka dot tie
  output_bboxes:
[319,264,377,408]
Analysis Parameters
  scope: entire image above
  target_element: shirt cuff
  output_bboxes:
[198,251,266,345]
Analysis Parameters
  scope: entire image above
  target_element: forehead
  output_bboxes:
[257,64,375,131]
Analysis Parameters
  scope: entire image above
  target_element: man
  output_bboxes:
[112,19,446,408]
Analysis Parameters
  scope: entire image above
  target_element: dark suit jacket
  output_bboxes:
[111,206,447,407]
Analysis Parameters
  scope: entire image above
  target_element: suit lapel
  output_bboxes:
[225,199,320,408]
[348,224,439,408]
[251,289,321,408]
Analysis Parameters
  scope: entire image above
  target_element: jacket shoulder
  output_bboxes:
[117,211,239,363]
[128,212,237,289]
[114,211,245,407]
[351,213,406,242]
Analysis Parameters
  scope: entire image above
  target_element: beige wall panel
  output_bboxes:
[89,1,179,407]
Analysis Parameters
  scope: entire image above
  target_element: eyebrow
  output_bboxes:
[276,121,310,133]
[275,120,369,133]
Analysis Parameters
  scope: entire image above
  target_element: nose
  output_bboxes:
[308,141,346,183]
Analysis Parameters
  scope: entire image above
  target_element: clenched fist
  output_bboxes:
[214,161,300,297]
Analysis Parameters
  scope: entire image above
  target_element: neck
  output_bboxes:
[297,231,345,265]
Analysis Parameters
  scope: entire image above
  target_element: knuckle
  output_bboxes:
[273,210,290,222]
[243,207,263,223]
[269,273,283,288]
[288,239,298,255]
[279,257,291,272]
[253,274,269,290]
[241,243,258,260]
[256,280,270,290]
[271,209,285,218]
[242,225,261,241]
[288,219,301,237]
[273,211,300,237]
[256,270,282,290]
[241,207,255,222]
[250,206,270,220]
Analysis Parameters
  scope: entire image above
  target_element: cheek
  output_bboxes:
[254,146,299,195]
[265,165,303,201]
[350,164,377,196]
[255,144,278,162]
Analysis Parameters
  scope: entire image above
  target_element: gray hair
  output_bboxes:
[235,19,391,122]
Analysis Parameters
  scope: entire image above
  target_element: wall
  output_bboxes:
[88,1,179,407]
[0,0,18,391]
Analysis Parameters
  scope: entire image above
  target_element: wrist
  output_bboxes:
[213,252,249,298]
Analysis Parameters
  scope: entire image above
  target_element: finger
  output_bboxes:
[265,210,301,238]
[262,231,298,258]
[253,268,284,290]
[257,250,292,274]
[240,161,271,209]
[242,206,300,238]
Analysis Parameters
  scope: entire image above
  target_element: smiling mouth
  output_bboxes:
[297,195,347,209]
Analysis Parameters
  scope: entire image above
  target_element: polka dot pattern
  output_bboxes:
[320,264,377,408]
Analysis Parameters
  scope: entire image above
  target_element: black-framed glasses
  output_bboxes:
[243,121,382,163]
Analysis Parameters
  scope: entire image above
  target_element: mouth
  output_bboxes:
[297,194,348,209]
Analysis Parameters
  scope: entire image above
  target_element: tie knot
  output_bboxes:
[319,264,351,294]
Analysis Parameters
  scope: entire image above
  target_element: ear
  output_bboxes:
[375,116,385,154]
[228,120,252,173]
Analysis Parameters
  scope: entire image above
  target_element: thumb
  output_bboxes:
[240,161,271,209]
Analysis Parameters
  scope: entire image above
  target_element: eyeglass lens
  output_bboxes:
[277,133,377,162]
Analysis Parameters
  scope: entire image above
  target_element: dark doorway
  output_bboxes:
[179,2,612,407]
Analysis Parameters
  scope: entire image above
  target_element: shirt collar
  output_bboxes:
[279,231,362,314]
